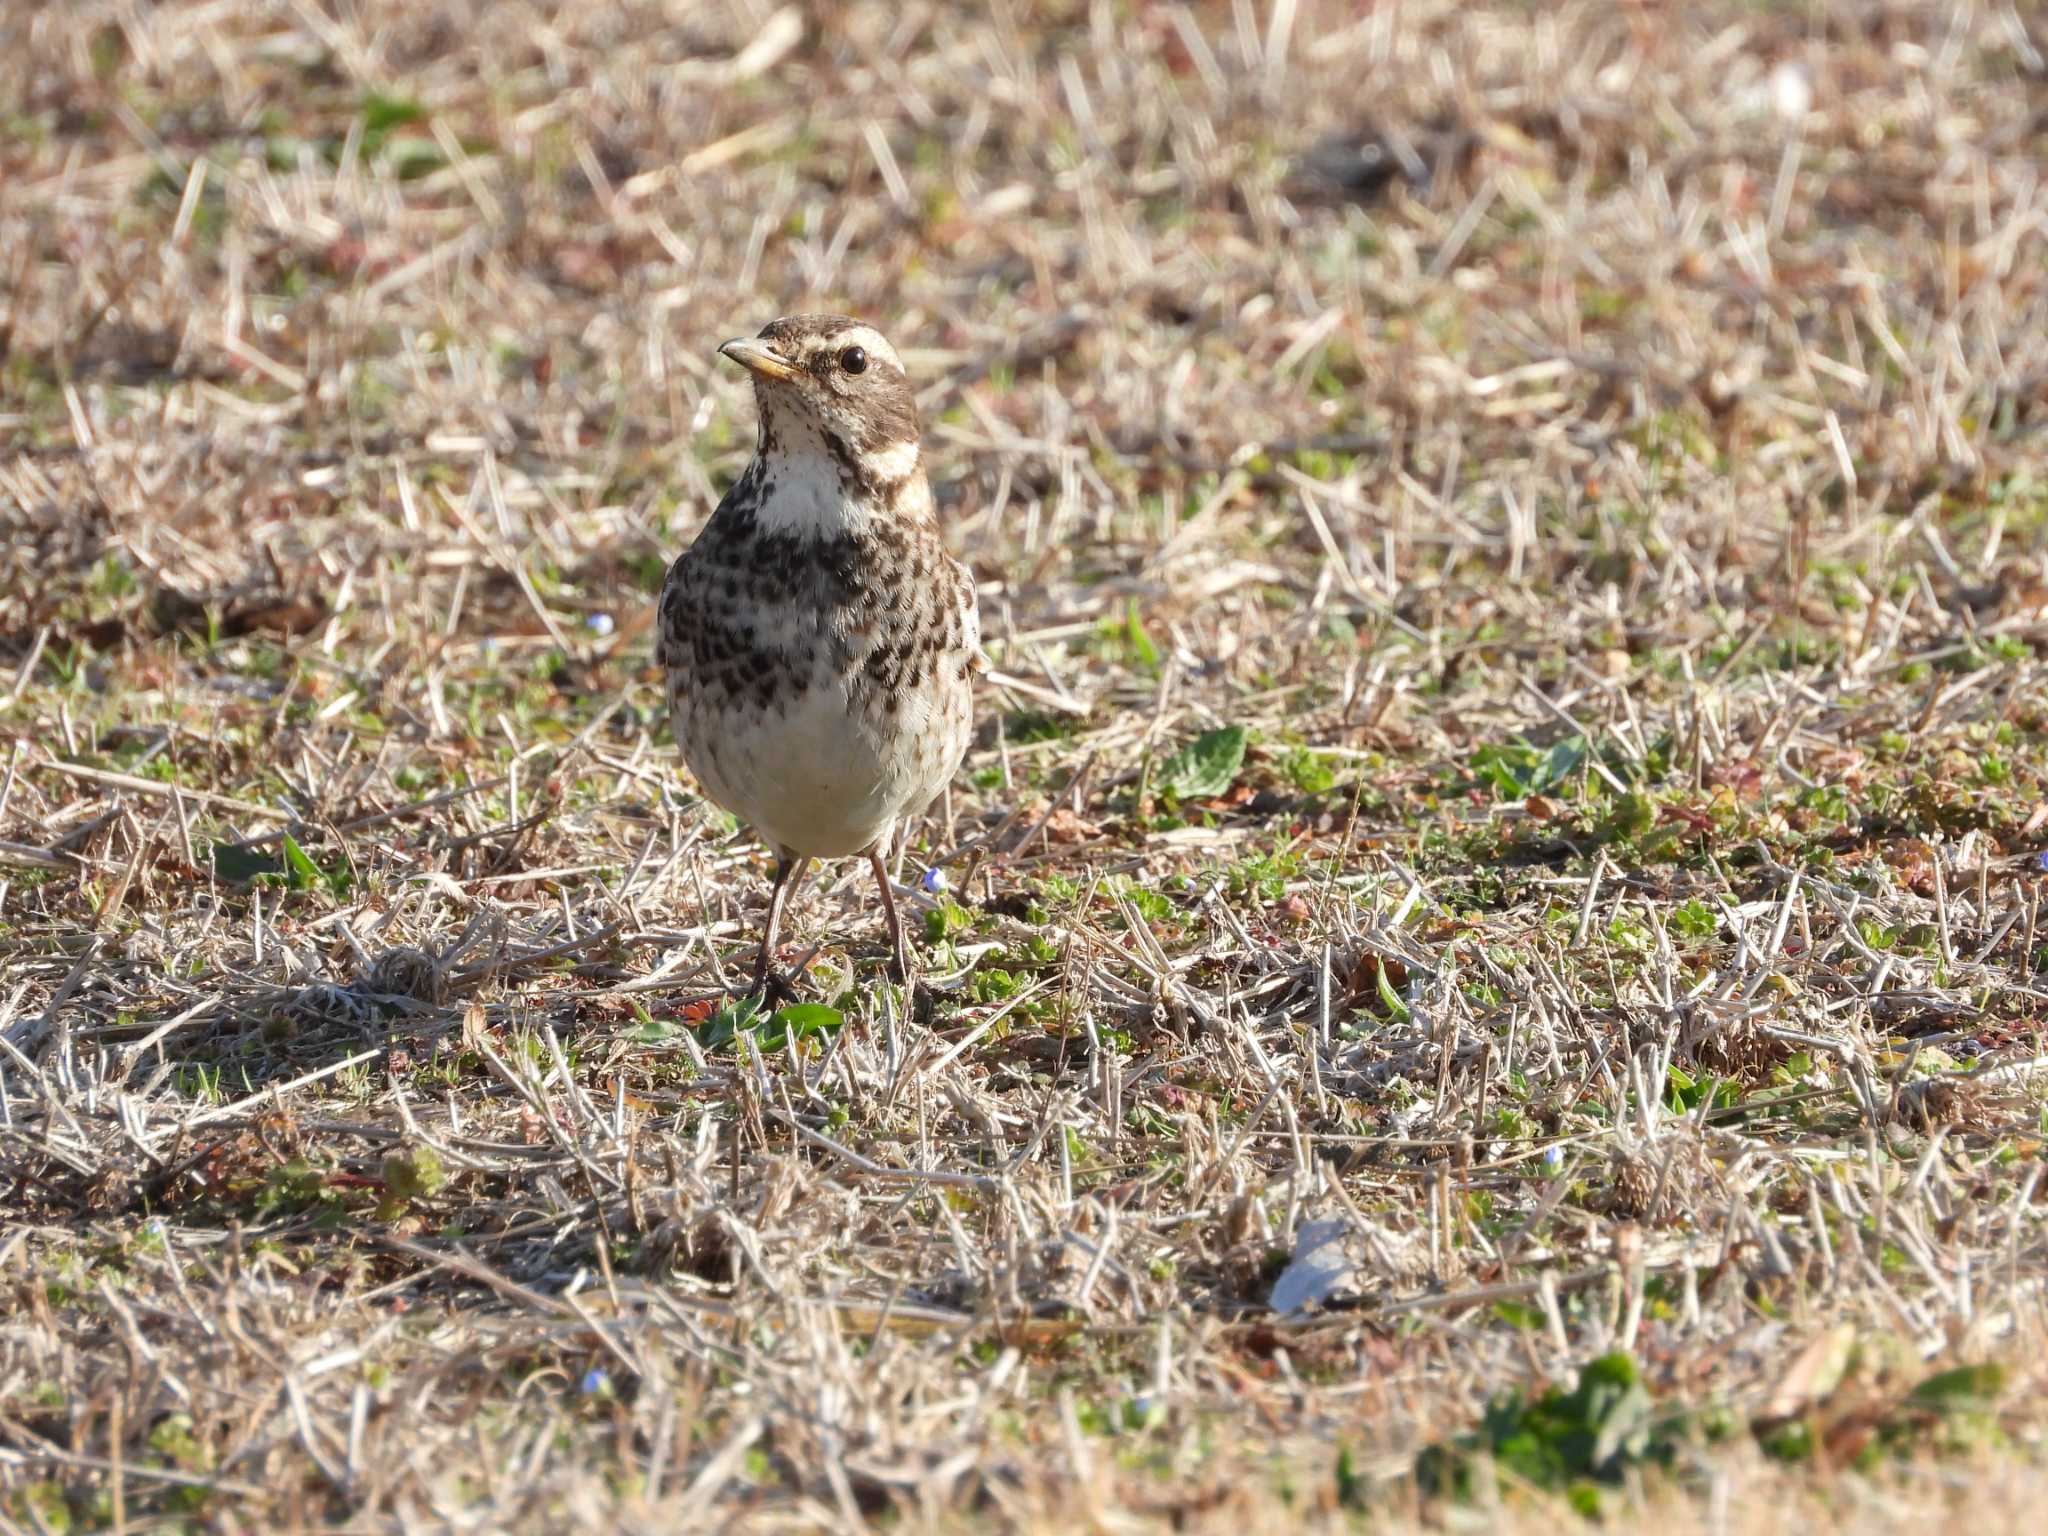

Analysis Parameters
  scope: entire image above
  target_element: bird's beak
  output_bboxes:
[718,337,804,383]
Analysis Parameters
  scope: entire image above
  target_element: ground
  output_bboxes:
[3,0,2047,1530]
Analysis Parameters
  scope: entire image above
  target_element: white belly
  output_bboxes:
[678,681,966,858]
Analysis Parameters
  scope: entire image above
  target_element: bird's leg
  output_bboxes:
[749,853,810,1005]
[868,848,913,986]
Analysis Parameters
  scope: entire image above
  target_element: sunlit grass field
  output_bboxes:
[2,1,2046,1528]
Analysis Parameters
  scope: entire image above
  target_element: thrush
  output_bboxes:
[657,315,979,999]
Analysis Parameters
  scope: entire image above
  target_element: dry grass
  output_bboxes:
[4,0,2048,1529]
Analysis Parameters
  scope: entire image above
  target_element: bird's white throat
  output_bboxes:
[747,393,925,537]
[748,448,861,537]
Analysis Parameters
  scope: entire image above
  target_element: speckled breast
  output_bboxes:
[658,505,976,858]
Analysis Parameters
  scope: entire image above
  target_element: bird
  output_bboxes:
[656,315,980,1001]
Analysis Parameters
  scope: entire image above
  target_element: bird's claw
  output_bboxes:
[747,963,802,1008]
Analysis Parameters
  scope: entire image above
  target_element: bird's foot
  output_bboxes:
[746,961,803,1009]
[884,933,923,988]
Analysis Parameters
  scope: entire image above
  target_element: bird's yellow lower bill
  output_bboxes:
[718,337,804,383]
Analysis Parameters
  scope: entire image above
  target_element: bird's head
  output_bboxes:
[718,315,927,517]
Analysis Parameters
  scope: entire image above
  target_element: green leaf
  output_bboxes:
[1417,1350,1679,1503]
[1598,791,1656,843]
[701,997,765,1050]
[1467,736,1585,798]
[1122,600,1159,670]
[384,139,447,180]
[359,92,425,136]
[263,832,351,897]
[1909,1363,2005,1413]
[280,833,323,892]
[1335,1445,1366,1509]
[702,999,845,1053]
[380,1144,447,1202]
[627,1015,680,1045]
[770,1003,847,1040]
[1159,726,1247,800]
[211,842,281,884]
[1539,736,1588,793]
[923,895,974,943]
[1761,1420,1815,1461]
[1666,1064,1708,1112]
[1468,742,1537,796]
[1671,899,1719,940]
[1583,1356,1652,1467]
[1374,959,1411,1022]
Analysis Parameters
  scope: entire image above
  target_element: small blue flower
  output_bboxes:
[1542,1145,1564,1169]
[921,866,948,894]
[585,612,615,637]
[2037,850,2048,873]
[580,1369,608,1396]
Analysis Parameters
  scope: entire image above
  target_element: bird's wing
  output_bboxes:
[952,556,987,674]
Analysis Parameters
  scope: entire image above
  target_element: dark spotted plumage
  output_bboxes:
[657,316,980,996]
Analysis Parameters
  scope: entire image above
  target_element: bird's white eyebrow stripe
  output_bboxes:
[827,326,902,372]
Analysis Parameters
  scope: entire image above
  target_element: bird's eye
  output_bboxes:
[838,345,867,374]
